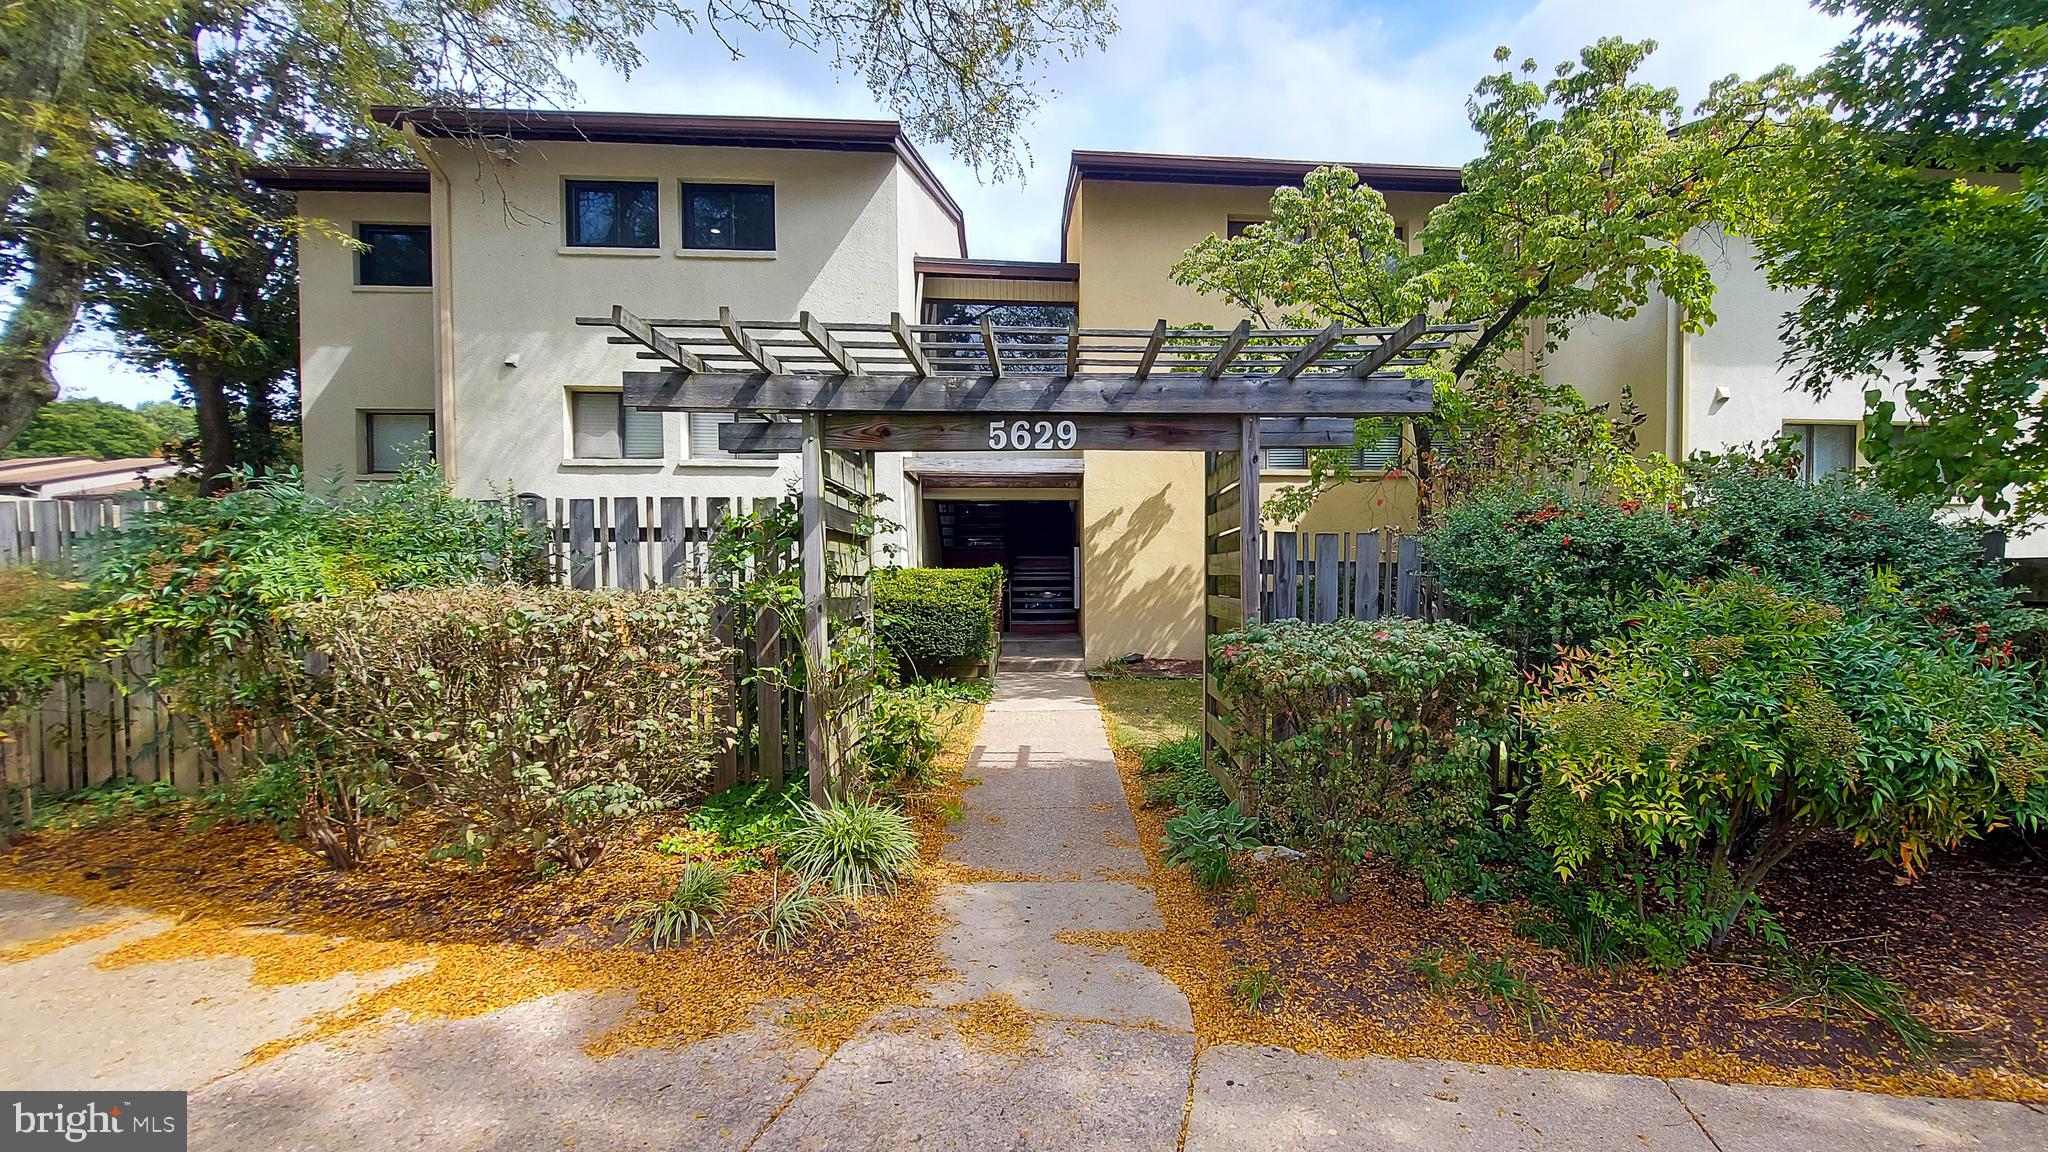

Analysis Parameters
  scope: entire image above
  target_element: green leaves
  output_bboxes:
[1210,618,1516,903]
[872,566,1004,672]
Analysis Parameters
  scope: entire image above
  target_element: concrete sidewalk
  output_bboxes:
[3,658,2045,1149]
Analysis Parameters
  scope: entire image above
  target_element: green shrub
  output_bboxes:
[687,780,806,854]
[873,566,1003,674]
[860,681,954,785]
[1210,618,1517,902]
[1426,486,1706,661]
[1141,735,1224,811]
[0,569,103,724]
[1429,469,2028,665]
[1164,800,1261,890]
[779,794,919,899]
[1526,573,2048,958]
[293,584,733,873]
[1687,462,2025,639]
[82,464,540,739]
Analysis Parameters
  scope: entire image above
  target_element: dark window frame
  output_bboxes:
[355,222,432,286]
[563,179,661,249]
[362,410,435,475]
[681,182,776,252]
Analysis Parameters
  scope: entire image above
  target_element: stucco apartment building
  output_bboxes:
[265,110,1979,665]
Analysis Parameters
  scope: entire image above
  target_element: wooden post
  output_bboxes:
[799,414,829,805]
[612,497,642,589]
[1238,416,1262,628]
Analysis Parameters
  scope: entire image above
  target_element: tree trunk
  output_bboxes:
[0,161,90,445]
[0,0,92,179]
[188,363,236,492]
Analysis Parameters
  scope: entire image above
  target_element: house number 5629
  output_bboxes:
[987,419,1078,450]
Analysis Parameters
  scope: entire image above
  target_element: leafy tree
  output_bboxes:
[2,0,1118,488]
[1743,0,2048,520]
[3,398,176,459]
[133,399,197,447]
[1174,40,1811,523]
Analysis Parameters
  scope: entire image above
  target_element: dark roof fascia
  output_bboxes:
[1058,150,1466,261]
[247,165,431,193]
[914,257,1080,282]
[373,107,967,254]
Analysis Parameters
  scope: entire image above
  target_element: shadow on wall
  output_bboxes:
[1085,482,1201,661]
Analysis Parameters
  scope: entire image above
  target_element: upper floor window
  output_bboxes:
[1784,421,1857,483]
[1225,218,1263,240]
[1266,426,1403,471]
[682,183,775,251]
[363,410,433,474]
[570,391,663,459]
[356,223,431,286]
[565,180,659,249]
[922,301,1077,376]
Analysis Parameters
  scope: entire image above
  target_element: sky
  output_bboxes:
[54,0,1855,407]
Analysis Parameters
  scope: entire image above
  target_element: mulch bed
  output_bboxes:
[1088,680,2048,1102]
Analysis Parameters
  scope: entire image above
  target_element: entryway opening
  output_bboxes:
[933,499,1078,634]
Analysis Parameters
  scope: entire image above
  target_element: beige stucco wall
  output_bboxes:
[1072,179,1445,661]
[294,190,438,482]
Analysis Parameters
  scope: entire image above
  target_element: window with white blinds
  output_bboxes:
[570,391,663,459]
[363,411,433,474]
[1265,426,1403,471]
[687,413,777,460]
[1784,422,1856,483]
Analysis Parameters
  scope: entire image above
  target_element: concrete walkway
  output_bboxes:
[4,655,2046,1149]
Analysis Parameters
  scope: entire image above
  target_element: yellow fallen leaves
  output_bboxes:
[953,992,1036,1055]
[0,916,138,964]
[1086,680,2048,1105]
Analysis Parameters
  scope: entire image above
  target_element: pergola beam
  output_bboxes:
[890,312,933,377]
[799,311,864,376]
[624,370,1431,416]
[1205,319,1252,379]
[721,306,784,375]
[1349,313,1429,379]
[1277,320,1344,380]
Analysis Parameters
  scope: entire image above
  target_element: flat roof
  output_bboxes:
[914,257,1080,282]
[1060,149,1465,261]
[247,165,431,193]
[371,107,966,253]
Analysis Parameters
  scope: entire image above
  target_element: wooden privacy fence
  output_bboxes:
[1,492,809,806]
[1260,529,1431,623]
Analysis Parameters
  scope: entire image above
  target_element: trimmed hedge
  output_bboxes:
[1210,617,1517,902]
[873,566,1004,674]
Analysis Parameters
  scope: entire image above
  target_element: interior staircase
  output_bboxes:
[1007,553,1077,633]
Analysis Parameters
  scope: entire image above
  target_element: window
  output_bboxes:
[1225,218,1263,239]
[356,223,431,286]
[363,411,433,474]
[921,301,1077,375]
[564,180,659,248]
[688,413,778,460]
[682,183,775,251]
[1784,422,1857,483]
[1265,425,1404,471]
[570,392,664,459]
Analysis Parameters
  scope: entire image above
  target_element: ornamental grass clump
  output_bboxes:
[780,794,919,899]
[1525,572,2048,958]
[293,584,734,873]
[1209,618,1516,902]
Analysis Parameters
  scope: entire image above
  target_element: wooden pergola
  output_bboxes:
[577,305,1477,801]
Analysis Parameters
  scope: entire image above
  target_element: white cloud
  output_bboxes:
[557,0,1853,260]
[49,0,1857,401]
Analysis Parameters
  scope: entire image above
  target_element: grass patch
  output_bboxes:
[1091,677,1200,752]
[1769,948,1938,1058]
[1408,948,1555,1033]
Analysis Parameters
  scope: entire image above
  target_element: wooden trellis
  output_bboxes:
[581,305,1478,801]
